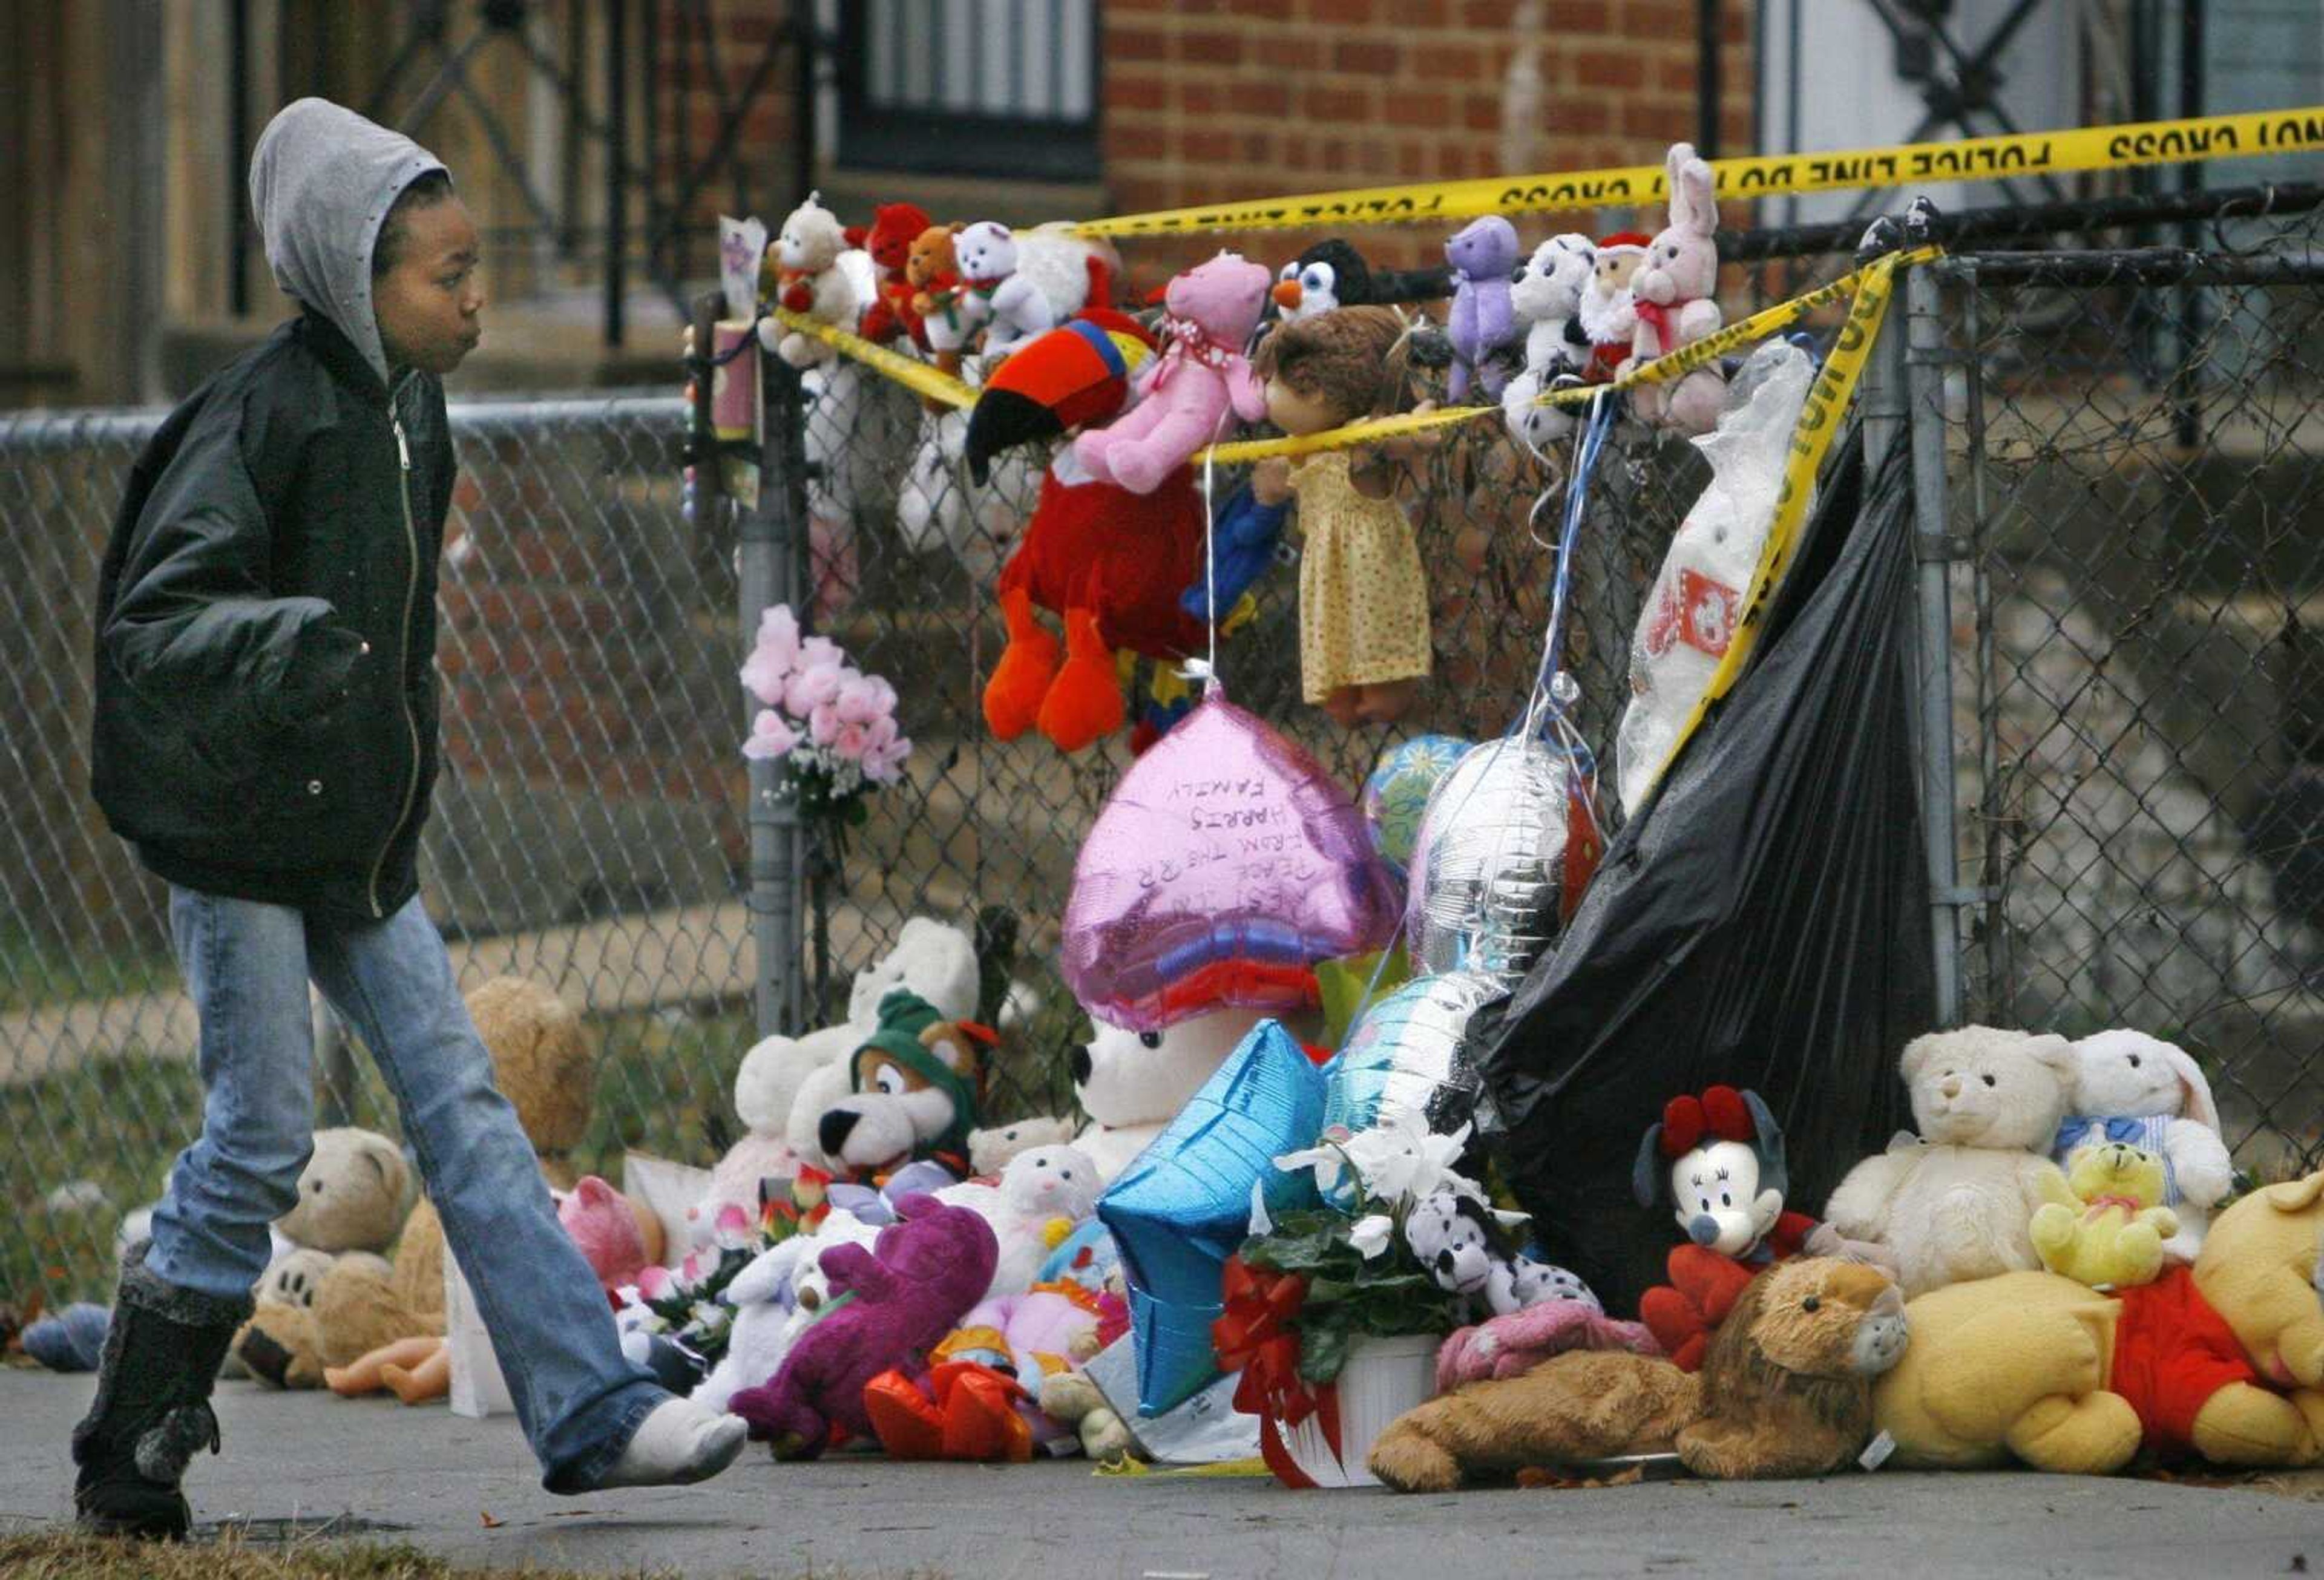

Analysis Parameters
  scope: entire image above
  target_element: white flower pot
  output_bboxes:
[1261,1332,1440,1489]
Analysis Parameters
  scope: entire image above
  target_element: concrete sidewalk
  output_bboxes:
[3,1371,2320,1579]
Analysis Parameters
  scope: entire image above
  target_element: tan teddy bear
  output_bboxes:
[229,1128,412,1388]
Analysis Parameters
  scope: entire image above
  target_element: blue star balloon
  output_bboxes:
[1097,1019,1327,1416]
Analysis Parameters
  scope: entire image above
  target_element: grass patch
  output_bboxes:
[0,922,176,1015]
[0,1530,946,1580]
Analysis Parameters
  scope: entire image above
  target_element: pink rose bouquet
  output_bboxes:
[740,604,911,823]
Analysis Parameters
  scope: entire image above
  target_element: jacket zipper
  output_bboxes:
[369,378,425,918]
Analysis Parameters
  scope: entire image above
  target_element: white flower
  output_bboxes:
[1348,1119,1475,1209]
[1273,1129,1356,1199]
[1348,1215,1396,1260]
[1248,1179,1275,1238]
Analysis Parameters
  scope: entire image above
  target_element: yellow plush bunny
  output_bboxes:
[2029,1142,2181,1291]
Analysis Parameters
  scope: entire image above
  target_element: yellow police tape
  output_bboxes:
[1194,244,1940,466]
[1636,244,1912,805]
[1074,105,2324,238]
[768,312,979,410]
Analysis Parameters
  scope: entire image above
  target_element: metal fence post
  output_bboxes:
[1860,257,1965,1027]
[1905,263,1966,1026]
[744,346,811,1038]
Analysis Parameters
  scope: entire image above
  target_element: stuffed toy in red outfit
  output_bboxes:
[962,313,1209,753]
[1632,1085,1818,1372]
[853,202,934,349]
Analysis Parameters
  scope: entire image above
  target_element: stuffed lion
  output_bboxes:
[1369,1258,1908,1490]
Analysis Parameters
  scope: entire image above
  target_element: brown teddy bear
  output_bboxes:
[1368,1258,1909,1490]
[907,223,971,381]
[1874,1169,2324,1472]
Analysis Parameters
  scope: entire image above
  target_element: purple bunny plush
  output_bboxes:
[727,1193,997,1460]
[1444,215,1522,402]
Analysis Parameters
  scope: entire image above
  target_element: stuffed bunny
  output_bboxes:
[1624,143,1727,436]
[2053,1030,2234,1261]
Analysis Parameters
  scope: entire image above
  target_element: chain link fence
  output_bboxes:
[1922,195,2324,1178]
[5,186,2320,1310]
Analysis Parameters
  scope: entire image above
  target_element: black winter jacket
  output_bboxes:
[91,311,456,919]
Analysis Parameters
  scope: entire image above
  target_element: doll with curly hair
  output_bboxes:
[1252,306,1435,726]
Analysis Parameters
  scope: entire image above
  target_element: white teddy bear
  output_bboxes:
[953,221,1055,355]
[1071,1006,1269,1182]
[968,1116,1080,1178]
[938,1142,1103,1298]
[2053,1029,2235,1261]
[761,191,859,369]
[1823,1026,2078,1299]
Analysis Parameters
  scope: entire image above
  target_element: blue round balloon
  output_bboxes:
[1317,971,1499,1208]
[1363,735,1471,876]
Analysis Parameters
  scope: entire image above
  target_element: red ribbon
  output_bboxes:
[1212,1256,1316,1425]
[1632,297,1676,358]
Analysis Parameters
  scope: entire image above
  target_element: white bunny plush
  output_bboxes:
[2053,1030,2234,1261]
[1500,232,1596,451]
[1623,143,1727,436]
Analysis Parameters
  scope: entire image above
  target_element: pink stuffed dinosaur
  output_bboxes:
[727,1193,997,1460]
[1434,1298,1663,1391]
[1071,252,1272,494]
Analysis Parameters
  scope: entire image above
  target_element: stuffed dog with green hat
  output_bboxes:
[815,988,994,1179]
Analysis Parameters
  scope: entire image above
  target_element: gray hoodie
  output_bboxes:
[248,97,449,388]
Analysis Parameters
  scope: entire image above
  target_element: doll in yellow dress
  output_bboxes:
[1251,305,1436,726]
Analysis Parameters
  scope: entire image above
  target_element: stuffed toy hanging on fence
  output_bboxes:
[1072,252,1273,495]
[1623,144,1727,434]
[1443,215,1522,401]
[965,312,1212,752]
[760,192,858,370]
[853,202,934,348]
[1254,306,1435,726]
[1500,233,1596,450]
[908,223,974,381]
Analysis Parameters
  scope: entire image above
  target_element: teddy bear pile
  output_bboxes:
[1360,1020,2320,1492]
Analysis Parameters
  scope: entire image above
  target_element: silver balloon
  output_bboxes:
[1404,738,1571,988]
[1322,970,1500,1144]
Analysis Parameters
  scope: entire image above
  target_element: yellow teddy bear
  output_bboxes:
[2029,1142,2181,1291]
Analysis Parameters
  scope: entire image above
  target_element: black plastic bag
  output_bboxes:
[1471,434,1931,1313]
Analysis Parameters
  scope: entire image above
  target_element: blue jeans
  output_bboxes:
[144,887,667,1492]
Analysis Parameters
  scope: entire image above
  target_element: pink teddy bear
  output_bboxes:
[1071,252,1272,495]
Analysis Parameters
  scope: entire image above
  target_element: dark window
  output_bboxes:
[836,0,1100,182]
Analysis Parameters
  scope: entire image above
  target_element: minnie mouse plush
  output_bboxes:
[1632,1085,1817,1372]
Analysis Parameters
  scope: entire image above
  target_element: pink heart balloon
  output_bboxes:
[1062,694,1403,1032]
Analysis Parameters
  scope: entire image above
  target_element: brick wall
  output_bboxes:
[1098,0,1755,283]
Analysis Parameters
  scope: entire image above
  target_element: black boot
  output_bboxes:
[71,1244,251,1539]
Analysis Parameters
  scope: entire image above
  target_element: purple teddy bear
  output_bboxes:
[1445,215,1522,402]
[727,1193,997,1460]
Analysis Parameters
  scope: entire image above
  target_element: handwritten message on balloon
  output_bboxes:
[1063,697,1403,1032]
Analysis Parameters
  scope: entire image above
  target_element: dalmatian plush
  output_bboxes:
[1403,1187,1596,1319]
